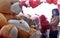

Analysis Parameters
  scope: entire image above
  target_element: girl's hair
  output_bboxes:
[52,8,59,17]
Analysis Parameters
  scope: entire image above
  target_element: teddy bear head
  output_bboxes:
[8,19,30,32]
[0,0,19,14]
[0,0,22,20]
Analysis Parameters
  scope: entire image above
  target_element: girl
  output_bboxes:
[49,8,59,38]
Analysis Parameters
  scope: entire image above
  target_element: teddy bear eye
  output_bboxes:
[10,2,14,5]
[20,22,22,24]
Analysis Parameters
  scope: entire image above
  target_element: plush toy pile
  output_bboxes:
[0,0,42,38]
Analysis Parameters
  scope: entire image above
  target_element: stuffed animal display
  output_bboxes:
[0,0,42,38]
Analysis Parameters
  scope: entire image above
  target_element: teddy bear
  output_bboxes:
[0,13,18,38]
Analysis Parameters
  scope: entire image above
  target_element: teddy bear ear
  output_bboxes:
[0,13,7,28]
[0,0,11,14]
[11,2,22,15]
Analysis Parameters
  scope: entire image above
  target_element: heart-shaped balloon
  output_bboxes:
[29,0,40,8]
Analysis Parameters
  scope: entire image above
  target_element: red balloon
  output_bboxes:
[19,0,27,7]
[46,0,52,4]
[29,0,40,8]
[52,0,57,5]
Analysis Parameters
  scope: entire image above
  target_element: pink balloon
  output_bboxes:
[29,0,40,8]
